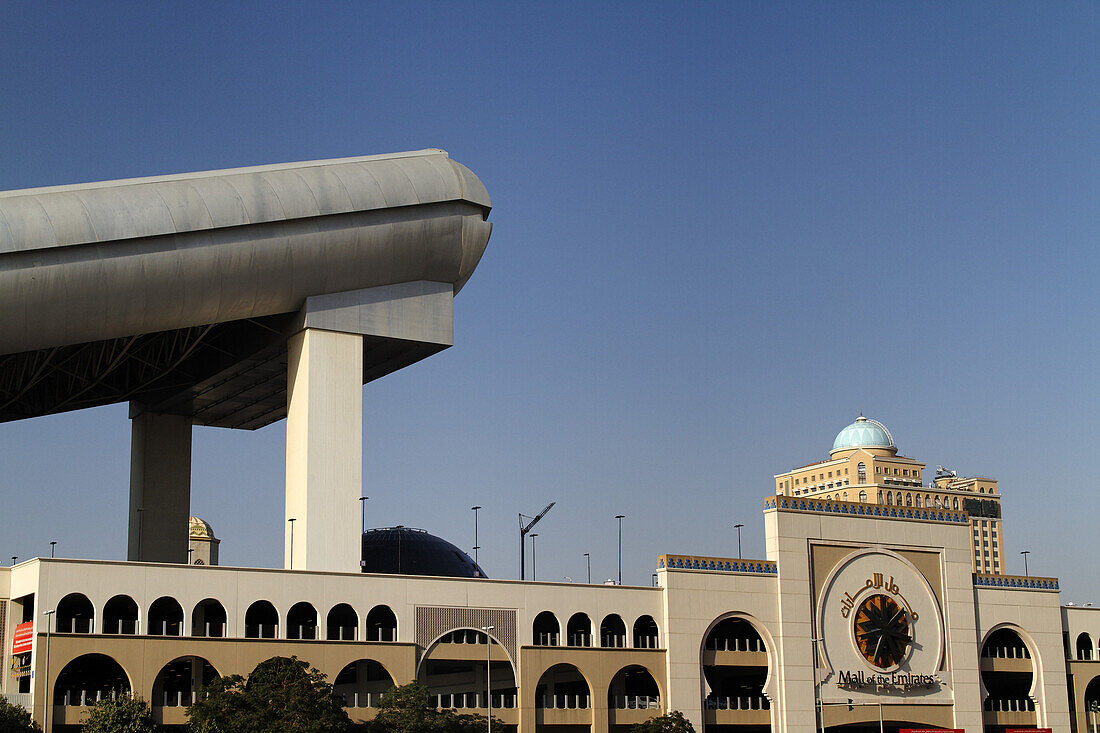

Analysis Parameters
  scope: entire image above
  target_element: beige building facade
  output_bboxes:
[1,417,1095,733]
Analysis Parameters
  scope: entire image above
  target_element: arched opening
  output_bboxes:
[365,605,397,641]
[857,462,866,483]
[102,595,138,635]
[53,653,129,706]
[244,600,278,639]
[567,612,592,647]
[886,493,893,505]
[152,656,218,707]
[533,611,560,646]
[148,597,184,636]
[981,628,1036,721]
[1085,676,1100,727]
[702,617,769,715]
[1078,632,1094,660]
[192,598,227,637]
[287,602,318,640]
[607,664,660,710]
[535,663,590,710]
[327,603,358,640]
[601,613,627,648]
[858,490,868,503]
[915,495,922,507]
[56,593,94,634]
[334,659,395,708]
[906,493,912,506]
[953,497,959,510]
[633,615,659,649]
[418,631,517,711]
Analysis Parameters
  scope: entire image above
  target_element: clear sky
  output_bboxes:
[1,3,1097,599]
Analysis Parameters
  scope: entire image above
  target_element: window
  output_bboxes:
[858,491,867,503]
[906,494,912,506]
[857,462,866,483]
[915,495,921,507]
[886,493,893,505]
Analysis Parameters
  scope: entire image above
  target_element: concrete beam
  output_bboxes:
[128,410,192,563]
[284,282,454,572]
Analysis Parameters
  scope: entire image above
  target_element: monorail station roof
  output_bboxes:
[0,149,492,428]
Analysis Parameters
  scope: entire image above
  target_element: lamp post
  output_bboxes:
[734,523,744,559]
[50,541,56,558]
[471,506,482,565]
[188,548,194,564]
[288,518,297,570]
[1021,550,1031,577]
[584,553,591,584]
[530,534,538,581]
[43,609,55,733]
[359,496,370,533]
[481,625,495,733]
[136,506,144,560]
[615,515,625,585]
[811,637,825,733]
[10,556,16,566]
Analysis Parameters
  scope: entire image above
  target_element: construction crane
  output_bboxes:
[519,502,555,580]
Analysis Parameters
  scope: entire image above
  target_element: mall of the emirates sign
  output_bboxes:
[816,548,949,702]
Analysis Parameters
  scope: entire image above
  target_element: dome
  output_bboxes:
[188,516,216,540]
[360,527,486,579]
[831,416,896,454]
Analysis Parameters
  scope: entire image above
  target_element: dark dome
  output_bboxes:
[360,526,486,578]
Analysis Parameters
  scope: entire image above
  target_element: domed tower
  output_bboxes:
[188,516,220,565]
[773,415,926,507]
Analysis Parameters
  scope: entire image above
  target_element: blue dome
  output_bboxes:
[831,416,896,454]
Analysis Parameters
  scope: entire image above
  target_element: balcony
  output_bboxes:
[704,695,772,726]
[983,698,1036,727]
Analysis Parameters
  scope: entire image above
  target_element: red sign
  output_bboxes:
[11,621,33,654]
[1008,730,1052,733]
[901,730,964,733]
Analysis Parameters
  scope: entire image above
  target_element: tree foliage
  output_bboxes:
[187,656,350,733]
[0,697,40,733]
[630,710,696,733]
[81,695,155,733]
[366,683,503,733]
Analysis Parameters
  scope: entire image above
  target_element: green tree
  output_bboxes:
[367,683,503,733]
[81,695,155,733]
[630,710,696,733]
[0,697,40,733]
[187,656,350,733]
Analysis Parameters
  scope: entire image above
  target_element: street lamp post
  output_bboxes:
[10,556,15,566]
[530,534,538,581]
[188,548,194,564]
[136,506,144,560]
[1020,550,1031,577]
[359,496,370,533]
[584,553,591,584]
[734,523,744,559]
[471,506,482,565]
[43,609,55,733]
[481,625,495,733]
[50,541,56,558]
[811,637,825,733]
[615,515,625,585]
[288,518,297,570]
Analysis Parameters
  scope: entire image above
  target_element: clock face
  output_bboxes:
[854,594,912,669]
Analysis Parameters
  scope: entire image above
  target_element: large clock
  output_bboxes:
[853,594,912,669]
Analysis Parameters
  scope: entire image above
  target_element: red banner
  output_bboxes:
[1007,729,1052,733]
[11,621,33,654]
[901,730,964,733]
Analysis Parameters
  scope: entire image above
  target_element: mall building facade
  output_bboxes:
[2,417,1098,733]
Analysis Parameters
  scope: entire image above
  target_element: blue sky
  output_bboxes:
[1,2,1097,598]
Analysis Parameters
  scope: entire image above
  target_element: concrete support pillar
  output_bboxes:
[285,328,363,572]
[128,410,192,563]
